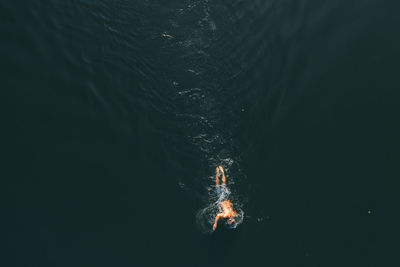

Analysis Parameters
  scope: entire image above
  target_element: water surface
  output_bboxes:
[7,0,400,266]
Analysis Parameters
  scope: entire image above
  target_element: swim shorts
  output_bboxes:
[216,185,229,201]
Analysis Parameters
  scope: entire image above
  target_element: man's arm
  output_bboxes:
[213,214,223,230]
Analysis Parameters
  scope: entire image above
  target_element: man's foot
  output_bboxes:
[219,166,224,173]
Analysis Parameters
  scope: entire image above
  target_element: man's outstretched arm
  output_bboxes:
[213,214,223,230]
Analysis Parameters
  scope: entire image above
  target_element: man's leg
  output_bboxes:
[215,166,220,187]
[219,166,226,185]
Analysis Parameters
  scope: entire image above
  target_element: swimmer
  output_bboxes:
[213,166,237,230]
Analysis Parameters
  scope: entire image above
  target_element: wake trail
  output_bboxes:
[159,0,247,233]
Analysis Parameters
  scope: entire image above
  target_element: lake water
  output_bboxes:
[7,0,400,266]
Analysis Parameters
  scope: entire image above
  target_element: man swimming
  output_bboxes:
[213,166,237,230]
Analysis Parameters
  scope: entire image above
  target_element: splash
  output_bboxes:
[196,166,244,233]
[196,197,244,234]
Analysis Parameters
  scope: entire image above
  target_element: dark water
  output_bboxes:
[6,0,400,266]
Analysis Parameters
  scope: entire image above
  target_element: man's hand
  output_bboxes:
[213,223,217,230]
